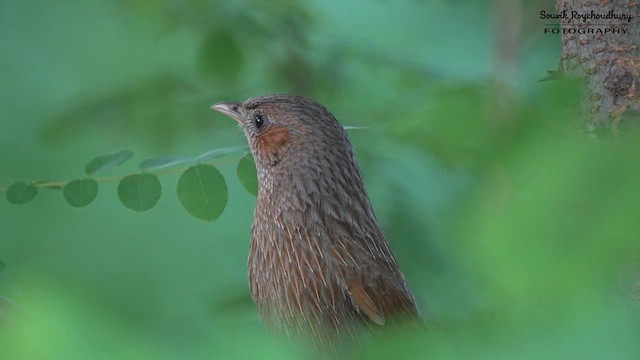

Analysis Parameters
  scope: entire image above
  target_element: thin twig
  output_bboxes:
[0,155,245,193]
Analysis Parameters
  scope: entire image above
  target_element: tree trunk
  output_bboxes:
[557,0,640,135]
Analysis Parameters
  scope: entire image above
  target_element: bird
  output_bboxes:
[212,94,420,352]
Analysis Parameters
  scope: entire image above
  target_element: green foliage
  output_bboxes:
[63,179,98,208]
[198,28,243,82]
[2,147,251,220]
[84,150,133,176]
[139,156,193,171]
[236,154,258,197]
[5,182,38,205]
[2,1,639,359]
[194,146,249,162]
[41,75,210,148]
[117,173,162,212]
[177,164,228,221]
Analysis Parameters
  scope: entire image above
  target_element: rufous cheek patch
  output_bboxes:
[257,125,290,157]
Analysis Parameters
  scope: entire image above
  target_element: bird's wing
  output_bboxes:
[347,272,418,327]
[348,279,385,325]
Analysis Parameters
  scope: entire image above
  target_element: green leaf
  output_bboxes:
[194,146,248,162]
[177,164,227,221]
[6,182,38,204]
[85,150,133,176]
[63,179,98,208]
[236,154,258,197]
[139,156,192,171]
[117,173,161,212]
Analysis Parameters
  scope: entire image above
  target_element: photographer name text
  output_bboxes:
[540,10,633,23]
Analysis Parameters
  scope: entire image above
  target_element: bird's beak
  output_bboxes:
[211,101,243,123]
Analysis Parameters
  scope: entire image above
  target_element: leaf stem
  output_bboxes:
[0,156,244,193]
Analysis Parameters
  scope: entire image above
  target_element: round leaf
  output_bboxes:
[117,173,161,212]
[85,150,133,176]
[236,154,258,197]
[6,182,37,204]
[63,178,98,208]
[177,164,227,221]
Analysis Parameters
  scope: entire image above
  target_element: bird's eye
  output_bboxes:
[254,114,265,129]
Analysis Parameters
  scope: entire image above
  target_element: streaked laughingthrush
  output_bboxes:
[212,94,419,350]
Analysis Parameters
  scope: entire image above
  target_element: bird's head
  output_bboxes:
[212,94,351,168]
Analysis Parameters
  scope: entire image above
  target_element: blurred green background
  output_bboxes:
[1,0,639,359]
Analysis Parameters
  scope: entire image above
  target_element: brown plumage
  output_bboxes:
[212,94,419,350]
